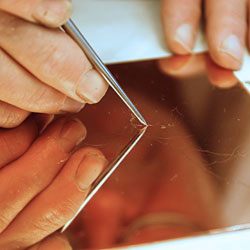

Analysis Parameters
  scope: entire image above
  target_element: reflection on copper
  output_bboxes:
[62,19,148,232]
[62,127,147,232]
[66,58,250,249]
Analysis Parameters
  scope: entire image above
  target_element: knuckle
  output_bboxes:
[40,45,67,78]
[25,88,56,111]
[32,198,80,234]
[0,109,28,128]
[18,86,64,113]
[60,197,81,219]
[0,113,17,128]
[39,38,91,86]
[32,210,63,234]
[41,1,73,27]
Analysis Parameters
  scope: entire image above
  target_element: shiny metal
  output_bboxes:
[60,53,250,249]
[61,126,147,232]
[61,18,148,232]
[62,19,148,127]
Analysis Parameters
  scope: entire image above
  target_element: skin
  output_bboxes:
[0,1,241,249]
[0,0,108,128]
[161,0,248,73]
[0,0,245,127]
[0,116,106,250]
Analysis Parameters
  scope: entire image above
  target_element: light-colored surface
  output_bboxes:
[235,51,250,90]
[72,1,250,249]
[72,0,207,64]
[107,226,250,250]
[72,0,250,85]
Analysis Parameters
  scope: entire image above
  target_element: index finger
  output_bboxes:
[0,0,72,27]
[0,117,37,168]
[0,12,108,104]
[161,0,202,54]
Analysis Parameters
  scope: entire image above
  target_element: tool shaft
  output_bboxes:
[62,19,147,126]
[61,19,148,232]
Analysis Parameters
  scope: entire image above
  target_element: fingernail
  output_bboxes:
[220,34,243,63]
[33,0,72,27]
[174,23,194,53]
[76,70,108,104]
[59,118,86,153]
[60,97,85,113]
[75,152,106,191]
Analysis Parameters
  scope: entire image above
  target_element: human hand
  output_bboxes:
[161,0,247,71]
[0,115,106,250]
[0,0,108,128]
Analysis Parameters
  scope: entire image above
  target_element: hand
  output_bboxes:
[0,115,106,250]
[161,0,247,71]
[0,0,108,128]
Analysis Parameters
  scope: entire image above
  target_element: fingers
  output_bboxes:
[0,48,84,113]
[162,0,248,71]
[205,0,247,70]
[0,117,86,234]
[0,148,106,250]
[0,114,55,167]
[0,116,37,168]
[0,0,72,28]
[28,234,72,250]
[161,0,202,54]
[0,101,30,128]
[0,11,108,105]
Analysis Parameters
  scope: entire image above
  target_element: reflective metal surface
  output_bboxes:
[66,54,250,249]
[62,19,147,232]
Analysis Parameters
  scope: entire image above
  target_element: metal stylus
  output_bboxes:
[61,19,148,232]
[62,19,147,127]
